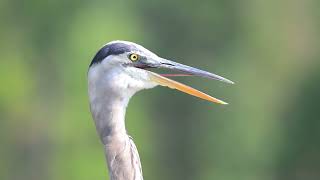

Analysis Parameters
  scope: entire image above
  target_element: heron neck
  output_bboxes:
[89,91,131,144]
[89,91,144,180]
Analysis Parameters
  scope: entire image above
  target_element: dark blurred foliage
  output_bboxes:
[0,0,319,180]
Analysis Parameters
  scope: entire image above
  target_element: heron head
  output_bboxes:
[88,40,233,104]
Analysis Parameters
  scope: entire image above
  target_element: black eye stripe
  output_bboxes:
[89,43,135,67]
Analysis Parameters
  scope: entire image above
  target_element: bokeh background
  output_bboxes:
[1,0,319,180]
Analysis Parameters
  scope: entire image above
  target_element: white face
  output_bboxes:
[88,53,158,100]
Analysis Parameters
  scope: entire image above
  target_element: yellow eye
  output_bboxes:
[129,53,139,61]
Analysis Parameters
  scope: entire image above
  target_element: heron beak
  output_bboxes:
[136,57,233,105]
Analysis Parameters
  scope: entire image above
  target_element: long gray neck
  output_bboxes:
[89,88,143,180]
[90,93,128,143]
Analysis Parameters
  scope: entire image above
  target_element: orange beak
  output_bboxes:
[148,71,228,104]
[134,57,233,104]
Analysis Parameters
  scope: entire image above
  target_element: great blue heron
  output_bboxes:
[88,40,233,180]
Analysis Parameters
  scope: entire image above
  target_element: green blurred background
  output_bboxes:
[1,0,319,180]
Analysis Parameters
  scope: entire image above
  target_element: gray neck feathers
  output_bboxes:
[88,78,143,180]
[89,87,129,144]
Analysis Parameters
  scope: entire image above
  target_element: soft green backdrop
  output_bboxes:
[1,0,319,180]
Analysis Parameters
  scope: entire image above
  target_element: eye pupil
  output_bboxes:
[130,54,139,61]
